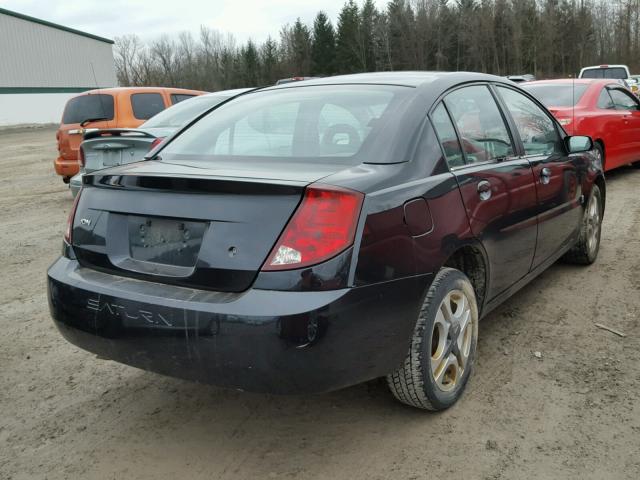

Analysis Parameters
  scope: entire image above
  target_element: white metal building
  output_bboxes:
[0,8,117,126]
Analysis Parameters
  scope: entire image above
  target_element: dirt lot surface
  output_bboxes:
[1,127,639,480]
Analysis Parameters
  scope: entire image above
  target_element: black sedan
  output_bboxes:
[48,72,605,410]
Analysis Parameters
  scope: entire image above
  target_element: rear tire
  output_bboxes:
[387,268,479,411]
[563,184,603,265]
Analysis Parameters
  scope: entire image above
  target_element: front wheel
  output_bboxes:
[387,268,479,411]
[563,184,603,265]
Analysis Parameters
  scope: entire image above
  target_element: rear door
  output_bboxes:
[494,85,582,269]
[435,84,538,300]
[607,86,640,166]
[594,86,627,167]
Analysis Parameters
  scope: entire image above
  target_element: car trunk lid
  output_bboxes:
[82,129,168,173]
[71,160,342,292]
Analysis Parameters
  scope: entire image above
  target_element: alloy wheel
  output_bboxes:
[586,193,601,256]
[430,290,473,392]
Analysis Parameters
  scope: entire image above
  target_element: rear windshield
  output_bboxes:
[141,95,231,129]
[159,85,411,165]
[62,94,114,124]
[131,93,165,120]
[581,67,627,79]
[523,84,589,107]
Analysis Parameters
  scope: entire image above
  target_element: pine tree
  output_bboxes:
[291,18,312,75]
[358,0,378,71]
[241,40,260,86]
[336,0,361,73]
[311,11,336,75]
[387,0,416,70]
[261,36,279,84]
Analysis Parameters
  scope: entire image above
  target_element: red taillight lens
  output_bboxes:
[78,145,85,167]
[64,190,82,244]
[262,184,364,271]
[150,137,166,150]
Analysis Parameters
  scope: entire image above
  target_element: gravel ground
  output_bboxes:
[1,127,639,480]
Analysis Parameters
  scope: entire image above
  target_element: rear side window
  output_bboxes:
[608,88,640,111]
[171,94,196,104]
[497,86,561,157]
[431,103,465,168]
[597,89,615,109]
[131,93,165,120]
[444,85,514,164]
[62,94,114,124]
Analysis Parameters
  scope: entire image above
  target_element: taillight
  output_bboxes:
[150,137,166,150]
[262,184,364,271]
[64,190,82,244]
[78,145,85,167]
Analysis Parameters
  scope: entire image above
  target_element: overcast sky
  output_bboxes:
[1,0,387,44]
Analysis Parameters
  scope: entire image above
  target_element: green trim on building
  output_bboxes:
[0,8,114,44]
[0,87,96,94]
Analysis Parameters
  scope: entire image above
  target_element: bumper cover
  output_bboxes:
[48,257,431,394]
[54,156,79,178]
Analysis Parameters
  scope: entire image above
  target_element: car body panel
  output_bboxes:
[48,72,604,394]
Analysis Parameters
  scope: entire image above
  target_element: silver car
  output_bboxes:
[70,88,252,197]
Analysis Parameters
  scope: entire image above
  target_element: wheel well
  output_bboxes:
[595,139,605,167]
[444,246,487,310]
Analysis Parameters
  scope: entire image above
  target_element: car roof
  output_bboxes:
[581,64,629,69]
[263,71,514,89]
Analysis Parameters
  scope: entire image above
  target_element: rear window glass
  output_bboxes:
[62,94,114,124]
[141,95,230,129]
[581,68,627,79]
[523,84,589,107]
[171,93,196,104]
[131,93,165,120]
[159,85,411,164]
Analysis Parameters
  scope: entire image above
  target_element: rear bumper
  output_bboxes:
[47,257,431,394]
[54,156,79,178]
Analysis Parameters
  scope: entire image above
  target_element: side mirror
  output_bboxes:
[565,135,593,153]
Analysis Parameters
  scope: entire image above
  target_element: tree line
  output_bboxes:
[114,0,640,91]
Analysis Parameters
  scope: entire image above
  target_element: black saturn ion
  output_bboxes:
[48,72,604,410]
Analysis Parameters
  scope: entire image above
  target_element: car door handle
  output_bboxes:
[540,167,551,185]
[477,180,492,201]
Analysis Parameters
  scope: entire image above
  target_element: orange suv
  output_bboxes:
[55,87,204,182]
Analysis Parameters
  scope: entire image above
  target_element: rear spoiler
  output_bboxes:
[83,128,156,141]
